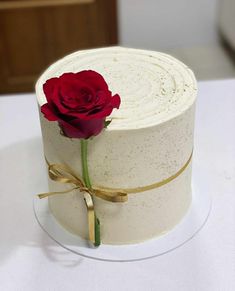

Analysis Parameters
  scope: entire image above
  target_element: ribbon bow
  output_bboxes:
[38,160,128,245]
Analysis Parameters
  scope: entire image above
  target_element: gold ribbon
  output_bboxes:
[38,159,127,244]
[38,159,128,202]
[38,151,193,243]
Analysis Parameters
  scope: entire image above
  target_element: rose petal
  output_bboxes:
[62,94,121,120]
[43,77,70,115]
[110,94,121,109]
[59,118,104,139]
[86,94,121,119]
[41,103,59,121]
[59,72,78,81]
[43,78,59,105]
[59,106,111,120]
[59,76,97,111]
[87,106,114,119]
[94,90,111,107]
[61,82,95,105]
[75,70,108,91]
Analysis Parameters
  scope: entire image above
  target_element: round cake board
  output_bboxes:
[34,169,212,262]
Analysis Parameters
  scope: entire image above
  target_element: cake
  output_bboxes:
[36,47,197,245]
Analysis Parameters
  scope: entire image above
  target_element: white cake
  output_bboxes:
[36,47,197,245]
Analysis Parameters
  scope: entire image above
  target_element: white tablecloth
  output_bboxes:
[0,79,235,291]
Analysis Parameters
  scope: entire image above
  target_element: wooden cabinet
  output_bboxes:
[0,0,118,93]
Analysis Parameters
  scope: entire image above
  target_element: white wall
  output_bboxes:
[118,0,219,50]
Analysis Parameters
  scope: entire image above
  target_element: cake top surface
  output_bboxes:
[36,47,197,130]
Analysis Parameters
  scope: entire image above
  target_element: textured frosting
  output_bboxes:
[36,47,197,245]
[36,47,197,130]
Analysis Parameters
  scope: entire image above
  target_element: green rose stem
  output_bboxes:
[80,139,101,247]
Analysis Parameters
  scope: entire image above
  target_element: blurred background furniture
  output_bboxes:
[0,0,235,94]
[0,0,117,93]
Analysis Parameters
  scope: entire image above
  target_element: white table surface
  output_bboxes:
[0,79,235,291]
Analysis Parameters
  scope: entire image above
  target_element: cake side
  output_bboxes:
[40,103,195,244]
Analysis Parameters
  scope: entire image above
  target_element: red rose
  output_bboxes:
[41,70,121,139]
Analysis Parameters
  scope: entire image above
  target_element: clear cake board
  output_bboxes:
[34,168,212,262]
